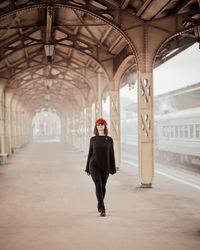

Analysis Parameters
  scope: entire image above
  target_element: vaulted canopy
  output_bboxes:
[0,0,199,114]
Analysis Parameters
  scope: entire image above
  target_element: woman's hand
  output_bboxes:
[87,172,90,176]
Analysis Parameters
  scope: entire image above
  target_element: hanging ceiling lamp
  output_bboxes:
[44,44,54,63]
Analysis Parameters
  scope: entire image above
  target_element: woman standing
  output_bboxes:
[85,118,116,217]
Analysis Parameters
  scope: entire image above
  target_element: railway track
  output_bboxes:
[122,153,200,190]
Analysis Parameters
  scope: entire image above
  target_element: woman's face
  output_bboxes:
[96,122,105,133]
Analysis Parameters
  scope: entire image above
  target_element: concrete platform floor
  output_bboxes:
[0,142,200,250]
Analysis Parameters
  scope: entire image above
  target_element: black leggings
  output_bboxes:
[89,166,109,210]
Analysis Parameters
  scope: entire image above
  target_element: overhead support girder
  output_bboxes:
[7,63,94,92]
[0,40,110,73]
[17,84,84,111]
[46,6,53,44]
[18,87,76,105]
[0,3,198,84]
[0,4,199,47]
[0,25,42,52]
[3,48,107,108]
[0,43,44,65]
[0,3,130,81]
[6,66,93,111]
[19,92,75,105]
[25,103,69,118]
[12,75,87,101]
[22,94,76,108]
[3,41,112,87]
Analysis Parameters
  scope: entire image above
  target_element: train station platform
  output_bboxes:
[0,142,199,250]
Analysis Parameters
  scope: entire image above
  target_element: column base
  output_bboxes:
[141,183,152,188]
[0,154,8,164]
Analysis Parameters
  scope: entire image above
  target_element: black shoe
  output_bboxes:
[100,210,106,217]
[98,204,105,213]
[98,207,104,212]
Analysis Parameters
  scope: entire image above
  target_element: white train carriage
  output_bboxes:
[121,107,200,166]
[155,107,200,165]
[121,115,138,146]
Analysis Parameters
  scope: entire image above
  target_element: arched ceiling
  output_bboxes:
[0,0,199,115]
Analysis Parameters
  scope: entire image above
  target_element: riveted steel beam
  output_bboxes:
[46,6,53,44]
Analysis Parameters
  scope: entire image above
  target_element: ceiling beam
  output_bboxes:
[0,26,40,49]
[100,26,112,44]
[171,0,194,14]
[136,0,152,17]
[46,6,53,44]
[108,35,123,52]
[120,0,131,10]
[73,9,109,53]
[0,23,107,30]
[150,0,172,19]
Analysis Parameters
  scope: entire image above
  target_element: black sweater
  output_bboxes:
[85,135,116,174]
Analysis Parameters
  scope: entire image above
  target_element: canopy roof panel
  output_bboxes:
[0,0,199,113]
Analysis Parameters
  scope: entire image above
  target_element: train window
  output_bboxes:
[196,124,200,138]
[164,126,167,137]
[163,126,168,137]
[162,126,165,137]
[180,125,183,138]
[166,126,169,137]
[158,126,161,137]
[184,125,188,138]
[175,126,178,137]
[171,126,174,137]
[190,125,193,138]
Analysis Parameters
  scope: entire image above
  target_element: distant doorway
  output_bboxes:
[32,110,61,142]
